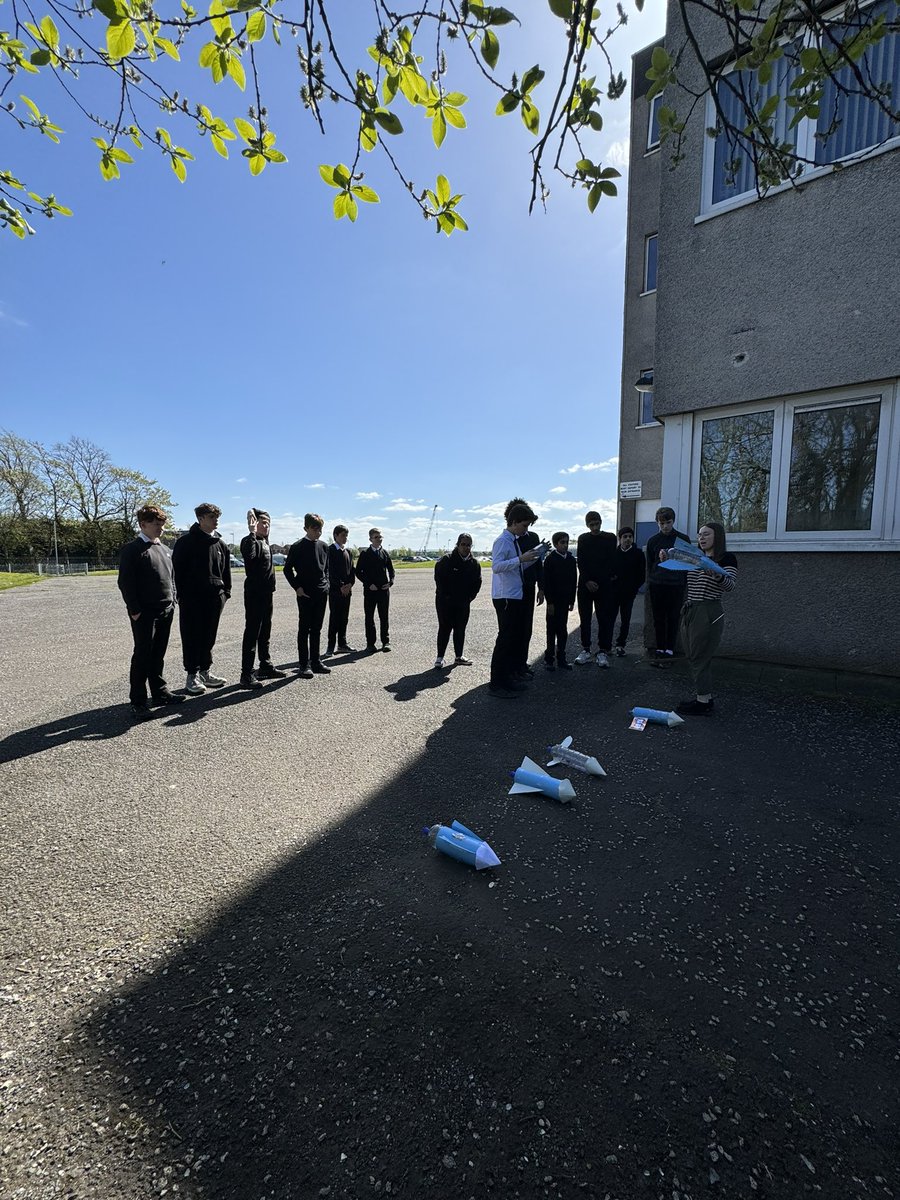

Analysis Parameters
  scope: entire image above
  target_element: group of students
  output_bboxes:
[117,496,738,719]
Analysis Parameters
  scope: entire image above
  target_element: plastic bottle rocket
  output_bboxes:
[509,757,576,803]
[631,706,685,727]
[547,736,606,777]
[424,820,501,870]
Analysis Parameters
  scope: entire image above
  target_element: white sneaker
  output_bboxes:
[454,656,473,666]
[434,657,445,669]
[200,669,227,688]
[596,652,610,668]
[575,650,592,665]
[185,672,206,695]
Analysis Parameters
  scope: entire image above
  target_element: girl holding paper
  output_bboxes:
[659,522,737,716]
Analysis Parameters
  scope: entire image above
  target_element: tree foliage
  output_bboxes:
[2,0,897,239]
[0,428,174,559]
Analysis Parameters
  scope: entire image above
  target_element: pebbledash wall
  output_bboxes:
[618,1,900,677]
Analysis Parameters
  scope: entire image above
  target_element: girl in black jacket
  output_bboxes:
[433,534,483,668]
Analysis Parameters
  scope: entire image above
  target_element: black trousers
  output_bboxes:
[577,584,617,652]
[327,590,352,649]
[614,591,637,648]
[180,593,225,674]
[649,583,684,653]
[242,587,273,674]
[518,580,538,671]
[363,588,390,647]
[491,598,525,686]
[297,591,328,666]
[436,597,471,659]
[544,604,570,663]
[128,605,174,704]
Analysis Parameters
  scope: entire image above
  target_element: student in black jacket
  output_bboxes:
[171,501,231,694]
[324,524,356,657]
[239,508,286,689]
[355,527,395,652]
[644,506,690,663]
[117,504,185,717]
[574,511,618,668]
[542,531,577,670]
[284,513,330,678]
[613,526,647,656]
[433,533,482,668]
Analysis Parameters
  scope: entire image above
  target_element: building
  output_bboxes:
[617,2,900,676]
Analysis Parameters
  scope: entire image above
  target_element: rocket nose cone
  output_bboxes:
[475,842,501,870]
[587,759,607,776]
[558,779,576,802]
[668,713,686,726]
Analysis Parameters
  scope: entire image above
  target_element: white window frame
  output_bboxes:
[646,92,662,153]
[698,0,900,217]
[686,382,899,550]
[641,233,658,295]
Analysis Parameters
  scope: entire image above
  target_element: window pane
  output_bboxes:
[647,93,661,149]
[712,56,799,204]
[639,393,655,425]
[815,2,900,165]
[699,411,774,532]
[644,234,658,292]
[786,401,880,531]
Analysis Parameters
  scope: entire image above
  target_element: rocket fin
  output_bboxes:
[520,756,547,776]
[560,736,573,749]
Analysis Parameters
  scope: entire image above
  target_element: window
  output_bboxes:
[688,386,897,545]
[647,92,662,151]
[643,233,658,293]
[702,0,900,212]
[638,391,657,427]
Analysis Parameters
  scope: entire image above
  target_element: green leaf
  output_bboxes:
[108,146,134,162]
[106,20,136,60]
[94,0,124,20]
[155,36,180,60]
[233,116,256,141]
[351,184,379,203]
[489,7,516,25]
[587,181,602,212]
[346,196,358,223]
[436,174,450,204]
[99,153,119,181]
[374,109,403,135]
[211,134,229,158]
[520,99,540,134]
[452,211,468,231]
[383,74,399,104]
[172,155,187,182]
[651,45,670,73]
[198,41,218,67]
[481,30,499,70]
[319,164,338,187]
[333,191,349,219]
[246,10,265,42]
[432,110,447,148]
[360,112,377,152]
[548,0,572,17]
[227,54,246,90]
[20,95,42,120]
[520,65,544,95]
[444,106,466,130]
[248,153,265,175]
[266,149,287,164]
[495,91,519,115]
[30,49,51,66]
[40,16,59,47]
[443,92,467,106]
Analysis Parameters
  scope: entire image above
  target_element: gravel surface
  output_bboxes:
[1,573,899,1200]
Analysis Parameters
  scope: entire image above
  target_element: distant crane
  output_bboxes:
[420,504,438,556]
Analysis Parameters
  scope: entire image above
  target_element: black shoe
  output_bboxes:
[675,698,715,716]
[239,674,264,690]
[365,645,378,654]
[488,683,520,699]
[129,702,152,720]
[151,691,187,706]
[381,642,392,652]
[338,643,356,653]
[544,659,556,671]
[298,665,313,679]
[311,662,331,674]
[558,660,573,670]
[257,665,287,679]
[615,646,625,657]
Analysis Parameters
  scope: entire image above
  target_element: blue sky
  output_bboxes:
[2,3,665,550]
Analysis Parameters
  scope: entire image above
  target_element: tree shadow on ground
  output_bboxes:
[61,675,900,1200]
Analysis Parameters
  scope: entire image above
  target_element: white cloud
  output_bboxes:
[0,302,28,328]
[305,482,326,489]
[559,456,619,475]
[542,499,589,512]
[356,491,381,501]
[385,500,429,512]
[549,486,567,494]
[606,139,630,168]
[235,477,247,483]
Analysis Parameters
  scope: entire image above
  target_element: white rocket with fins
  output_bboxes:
[547,736,606,777]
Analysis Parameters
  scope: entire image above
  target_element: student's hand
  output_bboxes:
[568,603,575,612]
[295,586,307,598]
[536,589,545,607]
[520,549,539,564]
[586,580,599,593]
[381,582,391,590]
[546,602,555,617]
[369,584,378,591]
[341,583,351,596]
[129,611,141,621]
[658,549,669,562]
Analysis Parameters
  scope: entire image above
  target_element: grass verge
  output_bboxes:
[0,573,43,591]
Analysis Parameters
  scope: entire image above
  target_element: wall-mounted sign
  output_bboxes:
[619,480,642,499]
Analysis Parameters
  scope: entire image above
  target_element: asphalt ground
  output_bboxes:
[1,572,898,1200]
